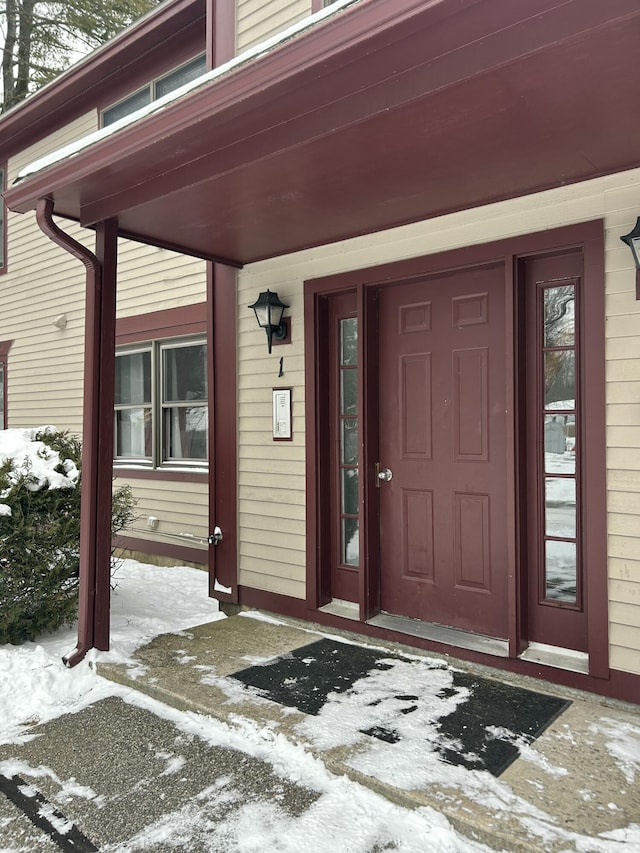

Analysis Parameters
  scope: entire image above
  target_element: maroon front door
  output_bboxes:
[377,263,509,638]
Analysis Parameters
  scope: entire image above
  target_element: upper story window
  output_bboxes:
[102,54,207,127]
[115,337,208,468]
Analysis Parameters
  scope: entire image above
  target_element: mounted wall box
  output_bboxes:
[273,387,292,440]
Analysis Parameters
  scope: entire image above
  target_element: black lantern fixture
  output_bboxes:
[248,289,289,354]
[620,217,640,298]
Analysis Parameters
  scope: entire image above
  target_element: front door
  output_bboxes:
[377,263,509,638]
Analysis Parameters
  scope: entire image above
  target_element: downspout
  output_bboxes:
[35,197,107,667]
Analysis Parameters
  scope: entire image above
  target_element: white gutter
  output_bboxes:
[17,0,358,182]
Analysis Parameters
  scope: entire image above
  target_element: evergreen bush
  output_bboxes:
[0,428,136,644]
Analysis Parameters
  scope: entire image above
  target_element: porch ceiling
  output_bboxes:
[6,0,640,266]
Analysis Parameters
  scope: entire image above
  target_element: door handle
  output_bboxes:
[375,462,393,487]
[208,526,223,545]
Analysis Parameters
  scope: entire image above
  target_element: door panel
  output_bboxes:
[378,264,508,638]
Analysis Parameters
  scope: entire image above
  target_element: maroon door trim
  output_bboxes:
[305,220,607,677]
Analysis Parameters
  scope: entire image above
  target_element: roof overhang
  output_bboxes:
[6,0,640,266]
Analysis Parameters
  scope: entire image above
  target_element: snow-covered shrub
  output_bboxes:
[0,427,136,644]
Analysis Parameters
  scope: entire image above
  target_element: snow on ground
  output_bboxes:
[0,561,495,853]
[1,559,639,851]
[0,560,224,744]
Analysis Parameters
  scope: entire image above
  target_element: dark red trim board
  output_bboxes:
[116,302,207,345]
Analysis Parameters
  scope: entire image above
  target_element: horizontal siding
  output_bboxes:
[114,476,208,550]
[238,166,640,675]
[5,110,207,549]
[1,201,92,433]
[116,239,206,319]
[239,567,305,599]
[236,0,310,52]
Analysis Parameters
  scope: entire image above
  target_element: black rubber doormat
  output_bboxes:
[231,638,570,777]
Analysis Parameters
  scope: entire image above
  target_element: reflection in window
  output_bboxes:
[540,282,579,603]
[115,350,152,459]
[115,339,207,467]
[339,317,359,566]
[161,343,208,461]
[102,55,207,126]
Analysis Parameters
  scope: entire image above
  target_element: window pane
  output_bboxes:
[341,419,358,464]
[163,406,208,460]
[103,87,151,126]
[544,414,576,474]
[342,468,358,515]
[544,350,575,407]
[341,368,357,415]
[163,344,207,403]
[115,408,152,458]
[115,351,151,405]
[545,477,576,538]
[342,517,359,566]
[156,55,207,98]
[545,540,577,603]
[544,285,575,347]
[340,317,357,366]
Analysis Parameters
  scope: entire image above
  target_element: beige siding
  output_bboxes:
[4,114,99,434]
[4,112,208,547]
[236,0,311,52]
[8,112,97,179]
[238,167,640,676]
[114,475,209,554]
[116,240,206,318]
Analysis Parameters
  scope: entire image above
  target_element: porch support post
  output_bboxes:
[35,198,118,666]
[91,219,118,651]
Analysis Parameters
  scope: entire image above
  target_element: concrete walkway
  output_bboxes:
[1,613,637,852]
[93,613,639,853]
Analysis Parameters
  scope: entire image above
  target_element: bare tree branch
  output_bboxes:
[1,0,160,112]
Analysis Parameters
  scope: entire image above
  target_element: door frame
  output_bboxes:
[304,220,607,677]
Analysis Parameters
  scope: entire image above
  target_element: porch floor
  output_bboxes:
[97,611,638,853]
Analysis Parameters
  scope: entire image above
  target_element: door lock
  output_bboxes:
[375,462,393,486]
[208,526,223,545]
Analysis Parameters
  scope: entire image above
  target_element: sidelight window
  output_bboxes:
[540,283,579,604]
[339,317,359,566]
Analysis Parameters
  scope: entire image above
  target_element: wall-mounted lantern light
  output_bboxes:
[620,217,640,298]
[248,289,289,354]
